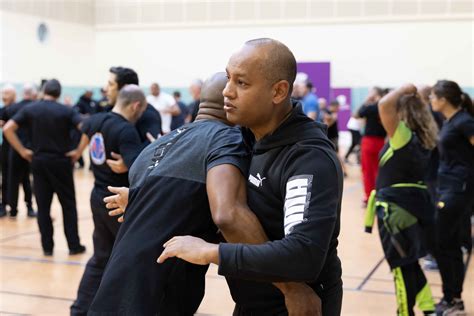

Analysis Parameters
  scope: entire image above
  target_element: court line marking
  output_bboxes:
[0,255,85,266]
[0,311,31,316]
[355,257,385,290]
[0,290,73,302]
[0,215,91,243]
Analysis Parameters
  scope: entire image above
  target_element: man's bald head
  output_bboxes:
[200,72,227,108]
[116,84,146,109]
[244,38,297,95]
[1,83,16,106]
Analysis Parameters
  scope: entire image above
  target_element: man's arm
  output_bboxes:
[65,133,89,163]
[3,120,33,162]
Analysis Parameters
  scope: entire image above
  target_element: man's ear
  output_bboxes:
[272,80,290,104]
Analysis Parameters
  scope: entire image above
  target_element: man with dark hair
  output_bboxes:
[104,66,162,173]
[3,83,37,218]
[3,79,86,256]
[160,38,344,316]
[70,85,147,316]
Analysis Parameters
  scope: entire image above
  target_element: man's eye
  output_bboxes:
[238,80,247,86]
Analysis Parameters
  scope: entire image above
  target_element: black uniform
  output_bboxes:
[136,104,162,144]
[3,100,35,216]
[218,103,343,316]
[12,100,83,253]
[74,95,99,116]
[89,120,250,315]
[71,112,143,316]
[435,110,474,302]
[170,100,188,131]
[1,106,10,214]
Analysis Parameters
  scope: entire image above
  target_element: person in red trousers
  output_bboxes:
[357,87,387,205]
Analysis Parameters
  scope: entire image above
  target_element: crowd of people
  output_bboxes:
[0,38,472,316]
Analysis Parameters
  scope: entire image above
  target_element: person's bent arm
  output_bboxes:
[3,120,33,162]
[379,84,416,137]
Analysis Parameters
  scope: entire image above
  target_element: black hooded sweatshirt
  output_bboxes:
[219,103,343,313]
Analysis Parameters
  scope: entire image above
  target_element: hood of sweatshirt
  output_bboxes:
[253,100,331,153]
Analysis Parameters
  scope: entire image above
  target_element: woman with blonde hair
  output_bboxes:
[364,84,438,316]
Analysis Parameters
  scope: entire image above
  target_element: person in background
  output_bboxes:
[364,84,438,316]
[146,82,179,134]
[4,83,37,218]
[3,79,86,256]
[171,91,188,131]
[430,80,474,316]
[357,87,387,206]
[0,84,17,217]
[187,79,203,123]
[345,115,362,164]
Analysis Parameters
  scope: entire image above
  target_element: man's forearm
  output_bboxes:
[216,206,308,296]
[4,124,26,155]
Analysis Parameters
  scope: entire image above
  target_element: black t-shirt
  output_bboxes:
[325,109,339,139]
[82,112,143,193]
[438,110,474,176]
[358,103,387,137]
[74,96,98,115]
[376,122,430,189]
[3,100,34,146]
[170,101,188,131]
[12,100,82,159]
[89,119,250,315]
[188,99,200,122]
[136,104,162,144]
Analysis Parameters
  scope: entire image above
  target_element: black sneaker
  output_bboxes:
[27,207,37,218]
[69,245,86,255]
[9,210,18,218]
[43,250,53,256]
[436,298,466,316]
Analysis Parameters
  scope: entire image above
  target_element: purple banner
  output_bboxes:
[296,62,330,102]
[331,88,352,132]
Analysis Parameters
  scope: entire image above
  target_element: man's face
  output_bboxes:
[2,90,15,106]
[151,84,160,96]
[106,73,119,105]
[223,46,274,130]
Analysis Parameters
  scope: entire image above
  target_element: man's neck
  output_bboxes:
[112,107,133,123]
[43,95,56,101]
[251,102,293,141]
[195,102,231,125]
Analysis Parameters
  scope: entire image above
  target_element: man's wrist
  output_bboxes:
[204,243,219,265]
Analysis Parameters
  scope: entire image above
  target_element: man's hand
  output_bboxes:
[65,149,82,164]
[281,283,322,316]
[157,236,218,265]
[146,132,157,143]
[104,186,129,223]
[20,148,34,162]
[106,152,128,174]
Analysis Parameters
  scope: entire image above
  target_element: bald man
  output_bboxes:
[1,84,17,217]
[70,85,147,316]
[3,84,37,218]
[160,38,344,316]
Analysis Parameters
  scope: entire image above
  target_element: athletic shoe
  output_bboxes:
[27,207,37,218]
[9,210,18,218]
[423,254,439,271]
[43,250,53,256]
[436,298,466,316]
[69,245,86,255]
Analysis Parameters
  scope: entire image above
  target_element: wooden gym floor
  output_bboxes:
[0,160,472,315]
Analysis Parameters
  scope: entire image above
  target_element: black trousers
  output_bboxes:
[345,129,361,161]
[7,149,33,214]
[70,188,121,316]
[435,187,474,301]
[233,280,343,316]
[1,142,9,207]
[31,157,81,251]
